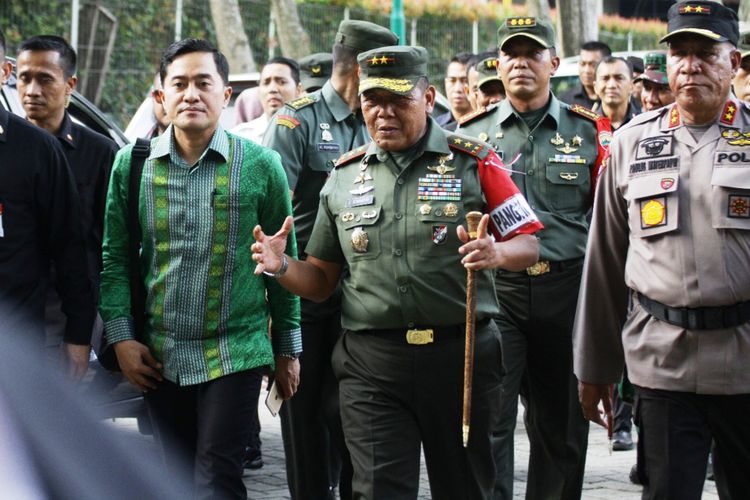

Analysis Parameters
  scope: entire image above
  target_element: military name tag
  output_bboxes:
[318,143,341,153]
[629,156,679,176]
[346,195,375,208]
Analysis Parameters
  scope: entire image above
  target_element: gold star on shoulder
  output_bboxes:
[464,141,473,147]
[454,137,463,144]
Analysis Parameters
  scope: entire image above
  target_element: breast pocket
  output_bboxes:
[711,166,750,230]
[416,201,463,256]
[624,174,679,238]
[545,164,590,212]
[338,205,382,261]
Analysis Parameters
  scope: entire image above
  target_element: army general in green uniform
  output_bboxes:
[262,20,398,500]
[253,45,542,500]
[458,18,611,500]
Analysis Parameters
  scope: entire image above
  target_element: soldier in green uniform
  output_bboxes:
[252,45,543,500]
[457,18,611,500]
[262,20,398,500]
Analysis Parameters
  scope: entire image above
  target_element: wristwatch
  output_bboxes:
[263,254,289,278]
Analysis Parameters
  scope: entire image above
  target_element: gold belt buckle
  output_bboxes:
[406,329,434,345]
[526,261,551,276]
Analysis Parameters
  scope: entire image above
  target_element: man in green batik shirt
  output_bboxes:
[458,17,611,500]
[100,39,301,500]
[262,19,398,500]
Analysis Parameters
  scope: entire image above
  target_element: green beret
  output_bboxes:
[335,20,399,52]
[357,45,429,96]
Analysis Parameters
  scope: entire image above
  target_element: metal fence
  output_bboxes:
[1,0,659,131]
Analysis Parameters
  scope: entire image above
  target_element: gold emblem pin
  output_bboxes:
[351,227,369,253]
[350,185,375,196]
[550,132,564,146]
[557,143,578,154]
[419,204,432,215]
[353,172,373,184]
[571,135,583,146]
[559,172,579,181]
[444,203,459,217]
[479,132,489,142]
[495,132,504,139]
[361,210,377,219]
[341,212,355,222]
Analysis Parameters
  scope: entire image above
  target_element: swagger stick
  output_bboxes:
[462,211,483,447]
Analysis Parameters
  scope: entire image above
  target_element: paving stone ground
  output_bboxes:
[111,396,719,499]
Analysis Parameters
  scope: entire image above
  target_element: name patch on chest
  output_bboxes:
[489,193,536,238]
[318,143,341,153]
[629,156,679,176]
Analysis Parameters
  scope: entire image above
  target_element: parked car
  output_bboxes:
[1,57,148,432]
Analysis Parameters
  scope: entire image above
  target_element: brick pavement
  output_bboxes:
[112,396,720,499]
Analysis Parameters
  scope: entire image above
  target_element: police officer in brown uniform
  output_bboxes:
[575,3,750,498]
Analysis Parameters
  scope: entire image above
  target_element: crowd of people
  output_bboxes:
[1,1,749,499]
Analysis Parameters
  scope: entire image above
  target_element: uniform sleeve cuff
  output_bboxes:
[271,327,302,357]
[104,316,136,345]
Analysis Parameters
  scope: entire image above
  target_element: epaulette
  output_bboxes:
[287,94,318,110]
[335,143,369,168]
[447,133,491,161]
[457,102,497,126]
[568,104,602,122]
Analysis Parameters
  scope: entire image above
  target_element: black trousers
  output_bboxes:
[634,386,750,500]
[145,368,263,500]
[332,320,503,500]
[493,261,589,500]
[280,310,352,500]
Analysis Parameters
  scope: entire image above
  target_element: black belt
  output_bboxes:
[636,293,750,330]
[354,319,490,345]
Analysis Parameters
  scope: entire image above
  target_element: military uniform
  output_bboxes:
[262,20,398,500]
[457,17,611,499]
[574,4,750,498]
[303,44,541,500]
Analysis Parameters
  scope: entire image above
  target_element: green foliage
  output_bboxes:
[1,0,667,130]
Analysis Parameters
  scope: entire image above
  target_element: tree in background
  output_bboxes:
[558,0,599,57]
[271,0,312,60]
[209,0,257,73]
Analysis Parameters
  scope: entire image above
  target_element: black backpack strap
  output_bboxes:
[128,138,150,338]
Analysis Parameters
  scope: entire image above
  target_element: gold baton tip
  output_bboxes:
[465,211,483,240]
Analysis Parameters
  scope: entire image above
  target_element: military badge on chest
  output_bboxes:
[640,197,667,229]
[550,132,583,154]
[345,156,377,253]
[317,123,341,153]
[417,153,462,213]
[728,195,750,218]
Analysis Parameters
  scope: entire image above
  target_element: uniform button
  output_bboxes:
[407,322,415,328]
[397,178,405,185]
[326,160,334,169]
[527,169,534,176]
[395,212,403,220]
[528,135,534,142]
[394,249,403,256]
[399,285,408,293]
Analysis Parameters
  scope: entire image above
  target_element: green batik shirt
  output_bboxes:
[305,119,501,331]
[458,94,603,261]
[100,125,302,386]
[262,80,370,255]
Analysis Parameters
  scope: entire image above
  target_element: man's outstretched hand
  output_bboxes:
[252,215,294,275]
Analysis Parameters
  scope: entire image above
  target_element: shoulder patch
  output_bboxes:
[457,102,498,126]
[275,114,301,129]
[568,104,602,122]
[335,143,369,168]
[448,134,490,161]
[287,95,317,110]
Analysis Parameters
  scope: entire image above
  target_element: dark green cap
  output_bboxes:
[740,31,750,59]
[335,20,399,52]
[298,52,333,91]
[498,17,556,51]
[357,45,428,96]
[476,57,502,89]
[634,52,668,86]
